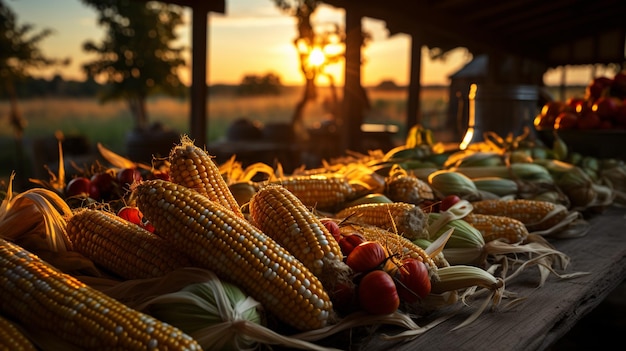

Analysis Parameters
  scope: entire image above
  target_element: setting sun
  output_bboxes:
[308,48,326,67]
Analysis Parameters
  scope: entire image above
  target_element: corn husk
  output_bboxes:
[427,170,481,200]
[83,267,453,348]
[425,200,485,265]
[472,177,519,197]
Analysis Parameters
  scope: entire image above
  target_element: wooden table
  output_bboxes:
[343,206,626,351]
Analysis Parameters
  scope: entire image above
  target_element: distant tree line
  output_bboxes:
[1,72,287,100]
[3,75,102,98]
[236,73,283,96]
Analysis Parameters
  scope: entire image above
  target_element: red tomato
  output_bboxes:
[346,241,388,273]
[338,233,366,256]
[320,218,341,241]
[117,168,142,188]
[394,258,432,303]
[90,172,117,200]
[439,194,461,212]
[358,270,400,315]
[533,113,556,130]
[554,111,579,130]
[585,76,612,101]
[540,101,566,119]
[65,177,91,197]
[592,96,622,120]
[117,206,143,226]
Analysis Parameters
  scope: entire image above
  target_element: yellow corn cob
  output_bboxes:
[0,238,201,350]
[463,213,529,243]
[134,179,334,331]
[66,209,192,280]
[470,199,569,231]
[169,135,244,218]
[248,184,350,291]
[267,173,355,212]
[385,173,435,205]
[411,238,450,268]
[335,202,428,240]
[0,315,37,351]
[339,222,439,270]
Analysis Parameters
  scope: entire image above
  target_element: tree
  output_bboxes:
[81,0,186,130]
[0,0,68,189]
[0,0,66,138]
[236,73,283,96]
[273,0,369,144]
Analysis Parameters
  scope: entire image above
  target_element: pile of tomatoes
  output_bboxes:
[65,167,168,202]
[321,219,432,315]
[534,71,626,131]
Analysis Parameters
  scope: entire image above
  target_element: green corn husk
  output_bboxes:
[146,277,262,351]
[443,150,504,168]
[85,268,340,351]
[452,163,553,183]
[427,213,485,249]
[600,165,626,206]
[472,177,519,197]
[427,170,480,199]
[425,212,485,265]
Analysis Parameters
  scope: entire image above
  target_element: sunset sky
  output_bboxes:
[8,0,600,87]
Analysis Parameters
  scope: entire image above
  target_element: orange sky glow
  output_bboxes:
[8,0,605,88]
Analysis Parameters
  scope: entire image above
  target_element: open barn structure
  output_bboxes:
[141,0,626,151]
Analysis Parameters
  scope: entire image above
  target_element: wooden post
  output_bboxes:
[406,33,423,134]
[341,8,364,152]
[190,8,208,147]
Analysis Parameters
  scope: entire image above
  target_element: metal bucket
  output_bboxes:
[460,84,539,148]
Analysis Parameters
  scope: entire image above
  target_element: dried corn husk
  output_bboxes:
[84,268,452,348]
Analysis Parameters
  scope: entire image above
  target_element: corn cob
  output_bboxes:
[339,222,439,270]
[385,173,435,205]
[463,213,529,243]
[66,209,192,280]
[267,173,355,212]
[0,315,37,351]
[248,184,351,291]
[169,135,245,218]
[0,238,201,350]
[411,238,450,268]
[134,180,334,331]
[335,202,428,240]
[470,199,569,231]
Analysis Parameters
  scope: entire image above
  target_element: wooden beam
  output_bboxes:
[190,8,208,147]
[341,8,365,152]
[406,34,422,132]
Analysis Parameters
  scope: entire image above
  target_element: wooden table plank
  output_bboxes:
[357,206,626,351]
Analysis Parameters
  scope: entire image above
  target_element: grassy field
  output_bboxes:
[0,86,449,181]
[2,84,582,187]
